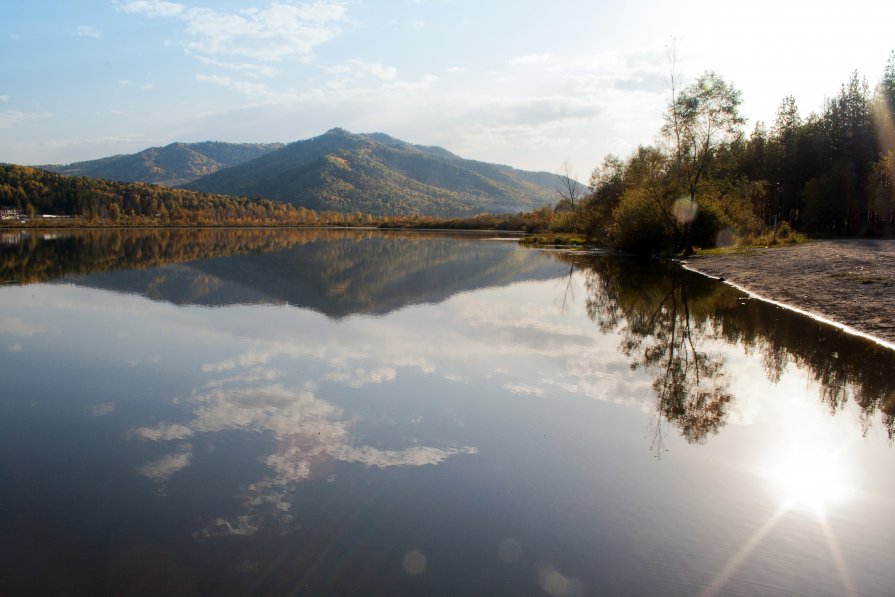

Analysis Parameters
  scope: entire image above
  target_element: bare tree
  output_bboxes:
[555,160,585,212]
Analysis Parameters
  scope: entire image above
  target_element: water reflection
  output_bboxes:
[556,253,895,445]
[1,228,563,316]
[2,230,895,595]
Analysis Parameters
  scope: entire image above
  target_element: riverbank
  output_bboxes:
[685,240,895,346]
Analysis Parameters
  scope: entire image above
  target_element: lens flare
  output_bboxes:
[673,197,698,224]
[716,227,739,248]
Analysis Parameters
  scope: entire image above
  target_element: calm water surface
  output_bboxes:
[1,229,894,596]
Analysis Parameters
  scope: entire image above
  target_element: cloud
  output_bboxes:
[118,80,155,91]
[509,53,552,66]
[613,71,667,93]
[119,1,347,62]
[326,366,397,388]
[75,25,102,39]
[503,382,545,397]
[133,422,194,441]
[0,317,44,337]
[323,60,398,81]
[0,95,8,102]
[196,74,277,100]
[331,445,476,468]
[0,110,52,129]
[195,55,281,78]
[132,369,476,533]
[90,402,116,416]
[137,448,192,482]
[117,0,185,18]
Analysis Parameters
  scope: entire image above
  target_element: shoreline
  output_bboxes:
[685,240,895,349]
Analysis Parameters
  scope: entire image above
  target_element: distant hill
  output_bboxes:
[184,129,562,217]
[0,163,311,225]
[48,229,567,317]
[40,141,284,186]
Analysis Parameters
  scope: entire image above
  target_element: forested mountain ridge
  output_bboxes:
[184,128,560,217]
[0,163,316,224]
[40,141,284,186]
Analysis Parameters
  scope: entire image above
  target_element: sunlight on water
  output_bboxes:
[764,442,852,514]
[1,229,894,595]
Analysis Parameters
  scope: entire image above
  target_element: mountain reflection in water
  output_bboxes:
[2,228,562,316]
[0,229,893,596]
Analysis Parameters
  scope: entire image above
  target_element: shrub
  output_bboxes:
[609,191,675,254]
[689,201,730,249]
[549,209,584,234]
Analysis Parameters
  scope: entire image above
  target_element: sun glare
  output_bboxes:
[765,442,852,514]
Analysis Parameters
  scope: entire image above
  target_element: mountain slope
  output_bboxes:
[40,141,284,186]
[184,129,561,217]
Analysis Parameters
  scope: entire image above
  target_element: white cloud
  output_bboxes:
[509,53,552,66]
[503,382,545,397]
[0,110,52,129]
[121,1,347,62]
[132,362,476,531]
[118,0,185,18]
[137,448,192,482]
[75,25,102,39]
[0,318,44,337]
[326,366,397,388]
[195,55,281,78]
[332,445,476,468]
[196,74,277,100]
[0,95,8,102]
[324,59,398,81]
[139,83,155,91]
[133,422,194,441]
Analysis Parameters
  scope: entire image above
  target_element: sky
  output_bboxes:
[2,0,895,178]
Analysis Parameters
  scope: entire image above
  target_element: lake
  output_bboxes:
[1,228,893,596]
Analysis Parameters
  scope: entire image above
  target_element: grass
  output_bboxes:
[694,226,811,256]
[519,233,588,247]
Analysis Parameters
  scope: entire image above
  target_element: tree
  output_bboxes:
[877,52,895,136]
[580,154,627,241]
[664,71,745,206]
[554,161,585,212]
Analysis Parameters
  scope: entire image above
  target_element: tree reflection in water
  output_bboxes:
[559,253,895,450]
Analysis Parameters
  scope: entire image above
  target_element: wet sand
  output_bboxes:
[685,240,895,346]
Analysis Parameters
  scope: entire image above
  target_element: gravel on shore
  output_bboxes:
[684,240,895,347]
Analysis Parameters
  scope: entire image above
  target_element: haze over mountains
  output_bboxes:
[38,129,562,217]
[41,142,284,187]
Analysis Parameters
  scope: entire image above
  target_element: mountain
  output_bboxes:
[0,163,310,225]
[40,141,284,186]
[0,228,567,317]
[184,129,561,217]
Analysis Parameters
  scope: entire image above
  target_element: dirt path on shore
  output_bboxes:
[685,240,895,346]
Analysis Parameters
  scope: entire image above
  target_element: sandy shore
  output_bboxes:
[685,240,895,346]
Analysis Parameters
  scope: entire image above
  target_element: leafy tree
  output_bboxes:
[664,71,745,208]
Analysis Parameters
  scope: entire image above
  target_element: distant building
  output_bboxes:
[0,206,23,220]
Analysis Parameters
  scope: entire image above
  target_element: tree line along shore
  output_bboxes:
[3,51,895,254]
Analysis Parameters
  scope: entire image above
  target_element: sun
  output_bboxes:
[764,442,852,514]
